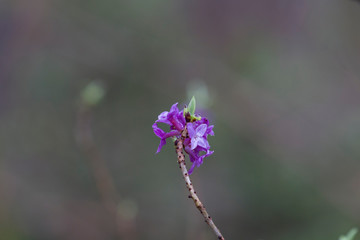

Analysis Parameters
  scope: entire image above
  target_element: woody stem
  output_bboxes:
[174,128,225,240]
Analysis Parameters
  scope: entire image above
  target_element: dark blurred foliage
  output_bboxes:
[1,0,360,239]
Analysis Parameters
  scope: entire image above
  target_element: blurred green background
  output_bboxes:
[1,1,360,239]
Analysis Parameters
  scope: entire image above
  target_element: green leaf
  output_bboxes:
[188,96,196,115]
[339,228,358,240]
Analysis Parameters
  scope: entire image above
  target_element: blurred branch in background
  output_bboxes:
[76,81,137,240]
[339,228,358,240]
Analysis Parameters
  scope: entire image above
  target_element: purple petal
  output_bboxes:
[178,111,186,125]
[196,137,209,149]
[188,162,196,174]
[156,138,166,153]
[207,125,214,136]
[155,111,171,125]
[195,159,202,167]
[187,123,196,138]
[186,146,198,159]
[190,139,198,150]
[185,146,214,174]
[152,123,165,138]
[164,130,181,138]
[198,150,214,162]
[193,146,207,153]
[170,102,179,113]
[188,157,204,174]
[171,119,184,131]
[158,111,168,120]
[156,119,171,125]
[204,150,214,158]
[183,138,191,147]
[167,107,184,131]
[196,118,209,127]
[196,124,207,137]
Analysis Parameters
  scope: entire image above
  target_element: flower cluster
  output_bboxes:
[152,100,214,174]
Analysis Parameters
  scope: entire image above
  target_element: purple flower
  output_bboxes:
[152,123,180,153]
[192,118,214,136]
[153,99,214,174]
[153,103,185,153]
[185,145,214,174]
[155,103,185,131]
[187,123,209,150]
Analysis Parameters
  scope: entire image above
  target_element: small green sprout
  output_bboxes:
[184,96,201,122]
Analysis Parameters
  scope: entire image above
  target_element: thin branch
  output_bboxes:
[76,105,137,240]
[175,128,225,240]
